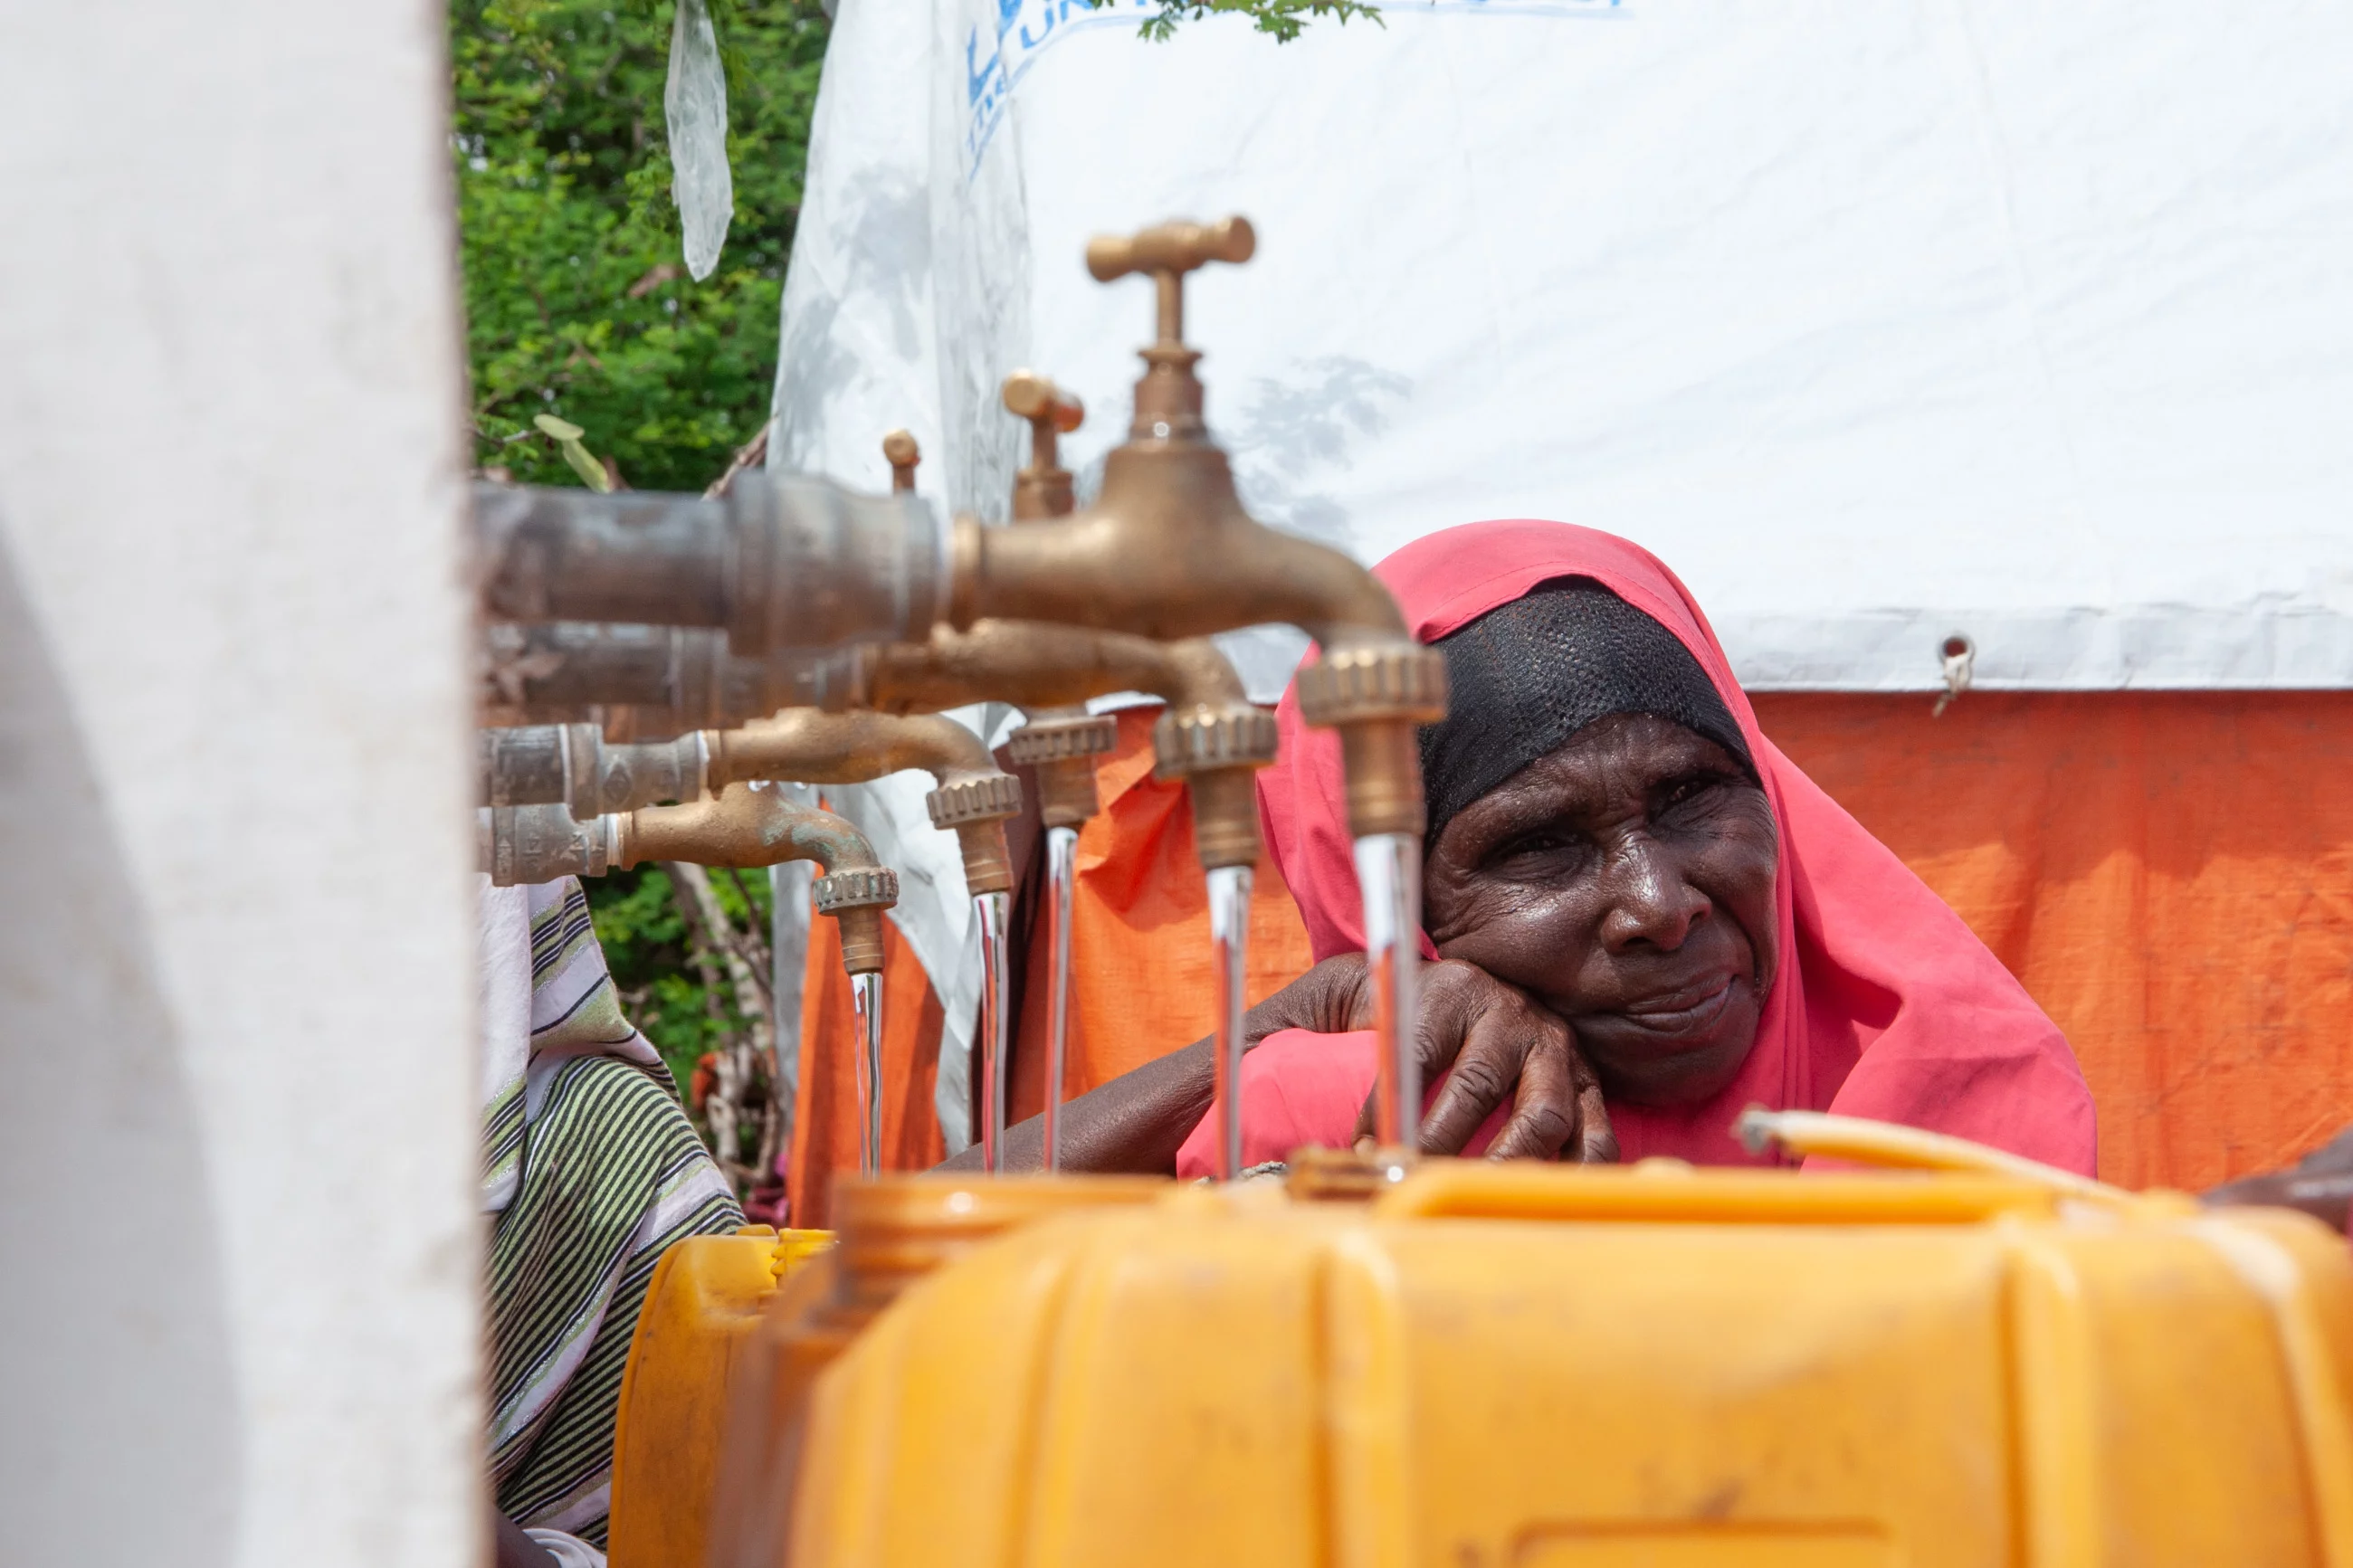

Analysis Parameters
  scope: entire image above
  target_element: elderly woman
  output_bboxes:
[960,520,2095,1175]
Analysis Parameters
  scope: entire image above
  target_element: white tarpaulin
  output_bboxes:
[776,0,2353,693]
[768,0,2353,1105]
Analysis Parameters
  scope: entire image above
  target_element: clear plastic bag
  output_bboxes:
[665,0,732,280]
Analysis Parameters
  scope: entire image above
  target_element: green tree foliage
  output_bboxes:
[586,863,775,1097]
[451,0,828,492]
[1098,0,1379,45]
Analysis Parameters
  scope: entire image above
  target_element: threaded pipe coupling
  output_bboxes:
[813,866,900,913]
[1292,643,1449,729]
[479,804,614,887]
[1005,713,1119,765]
[1151,702,1278,782]
[924,772,1024,829]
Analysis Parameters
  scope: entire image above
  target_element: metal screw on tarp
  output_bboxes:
[1932,634,1974,717]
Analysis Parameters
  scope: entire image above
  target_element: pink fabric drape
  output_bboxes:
[1182,519,2095,1175]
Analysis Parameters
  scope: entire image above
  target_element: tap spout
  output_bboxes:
[702,709,1021,896]
[617,782,879,876]
[859,619,1219,716]
[948,478,1410,656]
[614,784,899,975]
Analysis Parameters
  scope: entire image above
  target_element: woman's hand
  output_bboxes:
[1247,955,1617,1162]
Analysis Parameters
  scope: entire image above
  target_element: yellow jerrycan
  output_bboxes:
[774,1114,2353,1568]
[607,1178,1167,1568]
[701,1174,1169,1568]
[605,1224,832,1568]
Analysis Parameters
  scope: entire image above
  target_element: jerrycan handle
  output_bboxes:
[1368,1111,2127,1225]
[1734,1109,2125,1204]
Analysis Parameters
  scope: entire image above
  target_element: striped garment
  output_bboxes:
[479,877,743,1547]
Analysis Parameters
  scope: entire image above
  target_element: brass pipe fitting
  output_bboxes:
[479,622,865,737]
[478,723,708,817]
[479,804,615,886]
[472,471,948,654]
[701,710,1022,896]
[611,784,899,975]
[945,217,1447,838]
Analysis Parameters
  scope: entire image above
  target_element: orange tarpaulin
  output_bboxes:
[1754,690,2353,1193]
[787,690,2353,1211]
[786,898,947,1230]
[1006,708,1316,1122]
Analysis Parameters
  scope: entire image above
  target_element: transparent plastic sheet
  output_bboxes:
[664,0,732,280]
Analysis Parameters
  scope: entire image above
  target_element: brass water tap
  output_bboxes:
[882,430,921,495]
[701,710,1021,896]
[615,785,899,975]
[947,218,1446,841]
[478,794,897,974]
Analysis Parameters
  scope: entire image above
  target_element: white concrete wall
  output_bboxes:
[0,4,481,1565]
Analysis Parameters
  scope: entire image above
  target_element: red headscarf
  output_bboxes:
[1198,519,2095,1174]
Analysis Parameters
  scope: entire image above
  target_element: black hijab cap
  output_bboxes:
[1416,576,1756,844]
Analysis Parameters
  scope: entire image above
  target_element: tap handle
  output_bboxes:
[1001,371,1084,436]
[1085,216,1255,283]
[1086,216,1255,347]
[1002,372,1084,511]
[881,429,920,494]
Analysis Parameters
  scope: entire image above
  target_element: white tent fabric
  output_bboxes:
[769,0,2353,1112]
[777,0,2353,692]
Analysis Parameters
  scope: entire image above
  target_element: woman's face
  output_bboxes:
[1423,713,1779,1107]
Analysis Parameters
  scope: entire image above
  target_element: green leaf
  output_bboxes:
[558,432,614,490]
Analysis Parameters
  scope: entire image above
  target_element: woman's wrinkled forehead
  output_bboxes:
[1415,578,1756,844]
